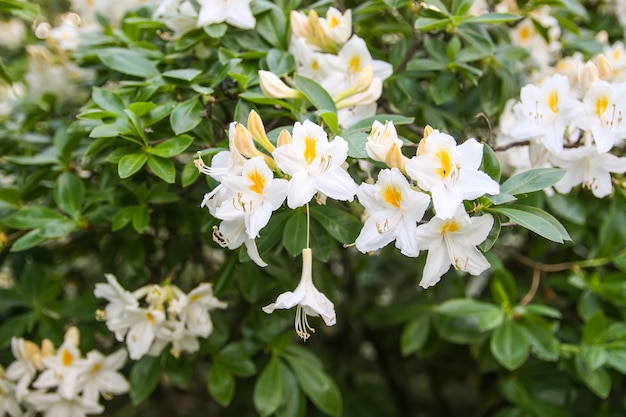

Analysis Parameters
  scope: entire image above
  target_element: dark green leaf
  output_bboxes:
[129,356,161,405]
[208,362,235,407]
[464,13,521,24]
[310,204,361,245]
[98,48,160,78]
[490,320,529,370]
[118,152,147,179]
[400,314,431,356]
[147,155,176,183]
[293,75,337,113]
[254,356,284,417]
[170,98,203,136]
[490,205,570,243]
[500,168,565,196]
[54,172,85,219]
[283,210,308,256]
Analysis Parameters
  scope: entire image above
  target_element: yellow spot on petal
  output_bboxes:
[349,55,361,73]
[62,349,74,367]
[329,16,340,29]
[304,136,317,165]
[548,91,559,114]
[519,26,531,42]
[248,169,266,194]
[147,312,155,324]
[190,293,202,302]
[382,184,402,208]
[440,220,460,234]
[91,363,102,375]
[311,60,319,72]
[435,148,453,179]
[614,50,621,61]
[596,95,609,116]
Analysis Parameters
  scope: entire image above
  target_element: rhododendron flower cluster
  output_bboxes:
[94,274,226,360]
[0,328,128,417]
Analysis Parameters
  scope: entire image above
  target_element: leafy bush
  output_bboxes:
[1,0,626,416]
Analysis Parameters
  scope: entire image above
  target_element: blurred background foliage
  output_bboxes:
[1,0,626,416]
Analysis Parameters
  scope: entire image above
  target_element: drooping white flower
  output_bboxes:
[212,218,268,267]
[509,74,581,153]
[549,142,626,198]
[197,0,256,29]
[578,80,626,152]
[272,120,358,208]
[416,208,494,288]
[263,248,335,340]
[355,168,430,257]
[405,131,500,219]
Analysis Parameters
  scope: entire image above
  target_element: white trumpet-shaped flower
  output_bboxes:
[263,248,336,341]
[579,80,626,152]
[416,208,494,289]
[355,168,430,257]
[365,120,403,163]
[272,120,358,208]
[509,74,581,153]
[216,156,289,239]
[197,0,255,29]
[405,131,499,219]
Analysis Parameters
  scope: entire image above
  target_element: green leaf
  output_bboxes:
[429,72,457,105]
[89,124,128,139]
[217,343,257,378]
[254,356,284,417]
[464,13,521,24]
[204,23,228,38]
[400,315,431,356]
[478,214,500,252]
[415,17,451,31]
[39,219,77,238]
[520,315,559,361]
[147,155,176,184]
[310,205,361,245]
[500,168,565,196]
[575,355,611,399]
[284,355,342,417]
[10,229,47,252]
[208,362,235,407]
[482,144,501,182]
[346,115,414,132]
[266,48,295,76]
[452,0,474,16]
[342,131,369,159]
[54,172,85,219]
[131,205,150,233]
[148,135,197,158]
[112,206,136,231]
[162,69,203,82]
[118,152,147,179]
[317,109,339,134]
[129,356,161,405]
[583,310,607,344]
[92,87,125,115]
[490,320,529,370]
[182,160,201,187]
[606,350,626,374]
[276,361,306,417]
[3,207,67,229]
[170,98,203,135]
[490,268,517,306]
[437,298,501,317]
[490,205,570,243]
[545,193,586,225]
[583,346,608,370]
[283,210,308,256]
[97,48,160,78]
[293,75,337,113]
[256,6,287,48]
[128,102,156,117]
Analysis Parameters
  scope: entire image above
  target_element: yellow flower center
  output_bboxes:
[596,96,609,116]
[436,148,453,179]
[349,55,361,73]
[311,60,320,72]
[304,136,317,165]
[62,349,74,367]
[440,220,460,234]
[91,363,102,375]
[247,169,266,194]
[382,184,402,208]
[519,26,531,42]
[329,16,341,29]
[146,312,155,324]
[548,91,559,114]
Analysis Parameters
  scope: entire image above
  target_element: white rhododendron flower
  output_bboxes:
[95,276,226,359]
[550,143,626,197]
[416,208,494,289]
[272,120,358,208]
[509,74,581,153]
[263,248,336,341]
[405,131,499,219]
[579,80,626,152]
[0,369,22,417]
[68,350,129,404]
[197,0,256,29]
[26,391,104,417]
[365,120,403,163]
[355,168,430,257]
[5,338,39,401]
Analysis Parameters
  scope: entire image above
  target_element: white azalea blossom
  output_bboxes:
[550,143,626,197]
[355,168,430,257]
[197,0,256,29]
[263,248,336,340]
[509,74,581,153]
[405,131,500,219]
[26,392,103,417]
[0,368,23,417]
[578,80,626,152]
[272,120,358,208]
[5,338,39,401]
[66,350,129,404]
[416,208,494,289]
[365,120,403,163]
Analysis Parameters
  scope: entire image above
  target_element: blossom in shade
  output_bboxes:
[416,208,494,289]
[263,248,335,341]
